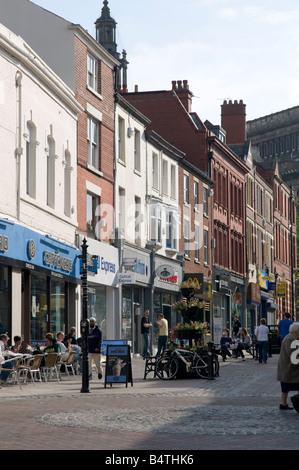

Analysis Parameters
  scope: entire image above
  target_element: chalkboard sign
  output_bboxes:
[104,344,133,387]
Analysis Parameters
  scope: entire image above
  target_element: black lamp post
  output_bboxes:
[80,237,90,393]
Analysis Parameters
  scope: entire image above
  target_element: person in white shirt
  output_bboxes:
[0,334,15,383]
[57,331,71,361]
[255,318,269,364]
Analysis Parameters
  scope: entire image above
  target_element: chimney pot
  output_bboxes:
[134,85,139,92]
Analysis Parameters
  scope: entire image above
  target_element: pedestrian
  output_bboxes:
[141,309,152,357]
[220,329,232,361]
[277,322,299,411]
[234,328,251,361]
[88,317,103,380]
[156,314,168,357]
[232,315,241,338]
[277,313,293,345]
[255,318,269,364]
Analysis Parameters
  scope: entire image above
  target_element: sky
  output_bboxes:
[30,0,299,125]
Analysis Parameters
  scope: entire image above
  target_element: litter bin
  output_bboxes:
[268,325,280,355]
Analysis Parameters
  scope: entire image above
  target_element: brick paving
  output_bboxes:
[1,353,299,451]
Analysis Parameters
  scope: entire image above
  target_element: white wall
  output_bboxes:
[0,22,81,245]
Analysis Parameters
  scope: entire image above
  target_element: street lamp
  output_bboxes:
[80,237,90,393]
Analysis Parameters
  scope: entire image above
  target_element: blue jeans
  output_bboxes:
[0,360,14,381]
[156,336,167,356]
[142,333,151,357]
[257,341,268,363]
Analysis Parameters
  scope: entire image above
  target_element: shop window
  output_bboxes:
[122,286,132,344]
[0,267,11,335]
[87,285,106,338]
[30,272,48,343]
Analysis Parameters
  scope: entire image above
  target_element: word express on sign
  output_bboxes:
[118,272,135,284]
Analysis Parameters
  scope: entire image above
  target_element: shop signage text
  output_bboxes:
[44,250,72,272]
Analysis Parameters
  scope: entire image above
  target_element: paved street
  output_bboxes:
[1,352,299,452]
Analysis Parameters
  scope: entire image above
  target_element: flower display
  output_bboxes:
[172,297,204,312]
[169,320,209,340]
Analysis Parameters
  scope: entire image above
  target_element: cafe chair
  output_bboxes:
[41,352,60,382]
[57,350,76,380]
[17,354,43,385]
[0,358,22,390]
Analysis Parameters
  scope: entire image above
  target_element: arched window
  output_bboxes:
[64,150,71,217]
[26,121,37,198]
[47,136,55,208]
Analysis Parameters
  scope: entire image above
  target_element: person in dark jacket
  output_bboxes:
[88,317,103,380]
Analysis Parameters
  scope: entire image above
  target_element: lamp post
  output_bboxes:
[80,237,90,393]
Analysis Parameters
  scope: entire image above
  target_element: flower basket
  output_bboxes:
[177,330,202,340]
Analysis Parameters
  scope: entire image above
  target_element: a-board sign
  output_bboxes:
[104,344,133,388]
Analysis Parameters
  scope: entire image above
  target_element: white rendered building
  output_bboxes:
[0,22,82,344]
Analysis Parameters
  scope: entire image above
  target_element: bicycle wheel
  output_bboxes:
[194,354,219,378]
[155,356,178,380]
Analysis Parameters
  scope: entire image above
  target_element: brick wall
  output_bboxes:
[74,36,115,238]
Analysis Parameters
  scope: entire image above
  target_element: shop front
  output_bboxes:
[119,244,151,354]
[83,237,119,341]
[246,282,261,337]
[0,218,80,344]
[212,268,231,343]
[152,254,183,353]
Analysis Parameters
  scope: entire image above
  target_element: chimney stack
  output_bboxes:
[221,99,246,145]
[172,80,193,113]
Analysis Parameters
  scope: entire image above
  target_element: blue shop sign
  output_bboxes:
[0,219,80,279]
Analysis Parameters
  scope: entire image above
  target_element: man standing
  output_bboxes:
[141,309,152,357]
[233,315,241,338]
[277,313,293,344]
[88,317,103,380]
[156,314,168,357]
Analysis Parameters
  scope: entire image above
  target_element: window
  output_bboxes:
[47,136,55,209]
[166,210,178,251]
[26,121,37,198]
[87,192,99,238]
[118,116,125,163]
[194,181,199,207]
[87,54,98,91]
[134,129,141,172]
[87,116,99,169]
[184,174,189,204]
[162,160,168,195]
[204,229,208,264]
[118,187,125,235]
[135,196,141,245]
[64,150,72,217]
[194,224,199,260]
[152,153,159,189]
[203,187,208,215]
[184,219,189,256]
[170,165,176,199]
[151,203,162,244]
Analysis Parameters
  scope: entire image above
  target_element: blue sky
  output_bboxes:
[31,0,299,125]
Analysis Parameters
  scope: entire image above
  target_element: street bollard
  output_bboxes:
[207,341,215,380]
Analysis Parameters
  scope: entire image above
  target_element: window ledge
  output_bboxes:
[86,85,103,101]
[87,164,103,177]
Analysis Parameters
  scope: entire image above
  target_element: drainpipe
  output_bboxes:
[16,71,23,221]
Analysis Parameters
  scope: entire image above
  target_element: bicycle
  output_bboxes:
[155,344,219,380]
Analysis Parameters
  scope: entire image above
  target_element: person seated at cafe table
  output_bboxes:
[44,333,61,355]
[11,335,22,352]
[0,333,15,383]
[57,331,71,361]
